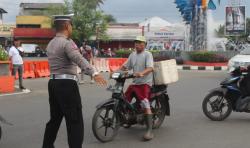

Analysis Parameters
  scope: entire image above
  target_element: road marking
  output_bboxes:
[0,91,31,97]
[206,66,214,71]
[0,85,31,97]
[190,66,198,70]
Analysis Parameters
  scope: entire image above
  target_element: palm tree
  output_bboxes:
[94,0,104,6]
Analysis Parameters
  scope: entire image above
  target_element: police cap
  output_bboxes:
[53,14,74,22]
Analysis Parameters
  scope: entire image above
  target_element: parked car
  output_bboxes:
[228,45,250,71]
[21,44,37,57]
[21,44,47,57]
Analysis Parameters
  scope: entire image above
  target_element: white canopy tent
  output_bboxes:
[140,17,187,51]
[139,16,172,28]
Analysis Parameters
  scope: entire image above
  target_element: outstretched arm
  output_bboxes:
[64,40,107,85]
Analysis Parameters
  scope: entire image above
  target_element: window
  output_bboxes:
[17,24,41,28]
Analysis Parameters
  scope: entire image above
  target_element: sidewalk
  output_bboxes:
[0,85,31,97]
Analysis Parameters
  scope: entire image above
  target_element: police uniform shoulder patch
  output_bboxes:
[71,42,78,50]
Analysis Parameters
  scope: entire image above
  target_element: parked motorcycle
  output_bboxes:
[0,115,12,140]
[202,67,250,121]
[92,72,170,142]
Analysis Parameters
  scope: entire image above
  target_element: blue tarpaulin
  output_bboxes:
[174,0,194,24]
[208,0,216,10]
[174,0,217,24]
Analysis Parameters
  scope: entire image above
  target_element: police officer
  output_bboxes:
[42,15,106,148]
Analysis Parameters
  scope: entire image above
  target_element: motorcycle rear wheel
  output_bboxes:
[202,91,232,121]
[92,107,119,143]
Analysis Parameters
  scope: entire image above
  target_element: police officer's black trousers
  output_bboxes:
[42,79,84,148]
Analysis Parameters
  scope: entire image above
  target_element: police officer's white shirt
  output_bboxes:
[9,46,23,65]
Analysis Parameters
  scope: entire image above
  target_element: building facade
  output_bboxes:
[19,3,63,16]
[99,17,186,51]
[13,3,63,49]
[0,8,12,48]
[0,8,7,25]
[99,23,143,50]
[0,24,15,47]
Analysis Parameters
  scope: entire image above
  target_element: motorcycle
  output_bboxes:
[92,72,170,142]
[0,115,12,140]
[202,67,250,121]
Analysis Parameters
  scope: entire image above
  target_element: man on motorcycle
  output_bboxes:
[120,36,154,141]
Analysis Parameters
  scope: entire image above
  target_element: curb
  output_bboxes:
[177,65,228,71]
[0,86,31,97]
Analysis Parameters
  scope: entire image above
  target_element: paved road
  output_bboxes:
[1,71,250,148]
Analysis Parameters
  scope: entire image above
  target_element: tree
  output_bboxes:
[71,0,110,42]
[104,14,117,23]
[245,18,250,37]
[215,24,225,37]
[45,0,115,43]
[214,17,250,41]
[45,2,70,16]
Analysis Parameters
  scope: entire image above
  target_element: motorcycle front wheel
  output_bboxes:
[151,96,167,129]
[92,107,120,143]
[202,91,232,121]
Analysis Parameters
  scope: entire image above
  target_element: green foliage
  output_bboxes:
[215,25,225,38]
[0,49,9,61]
[215,18,250,41]
[115,49,133,58]
[114,49,160,58]
[45,0,115,42]
[189,51,228,63]
[45,1,70,16]
[104,14,116,23]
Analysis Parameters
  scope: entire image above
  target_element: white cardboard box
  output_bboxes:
[153,59,179,85]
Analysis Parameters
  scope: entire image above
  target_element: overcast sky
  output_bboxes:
[0,0,249,25]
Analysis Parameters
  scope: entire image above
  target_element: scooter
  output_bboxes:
[202,67,250,121]
[92,71,170,142]
[0,115,12,140]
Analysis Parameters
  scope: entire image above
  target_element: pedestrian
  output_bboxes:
[42,15,107,148]
[81,44,95,84]
[8,39,26,90]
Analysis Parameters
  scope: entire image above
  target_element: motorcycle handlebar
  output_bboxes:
[125,73,135,79]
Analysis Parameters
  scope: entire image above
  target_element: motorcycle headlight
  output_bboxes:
[111,73,120,79]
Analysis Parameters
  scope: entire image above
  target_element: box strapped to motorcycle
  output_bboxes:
[153,59,179,85]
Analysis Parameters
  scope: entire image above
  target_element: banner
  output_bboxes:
[225,6,246,36]
[144,26,185,40]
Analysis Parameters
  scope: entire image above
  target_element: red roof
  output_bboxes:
[14,28,55,38]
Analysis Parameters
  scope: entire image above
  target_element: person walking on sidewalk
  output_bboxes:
[8,39,26,90]
[42,15,107,148]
